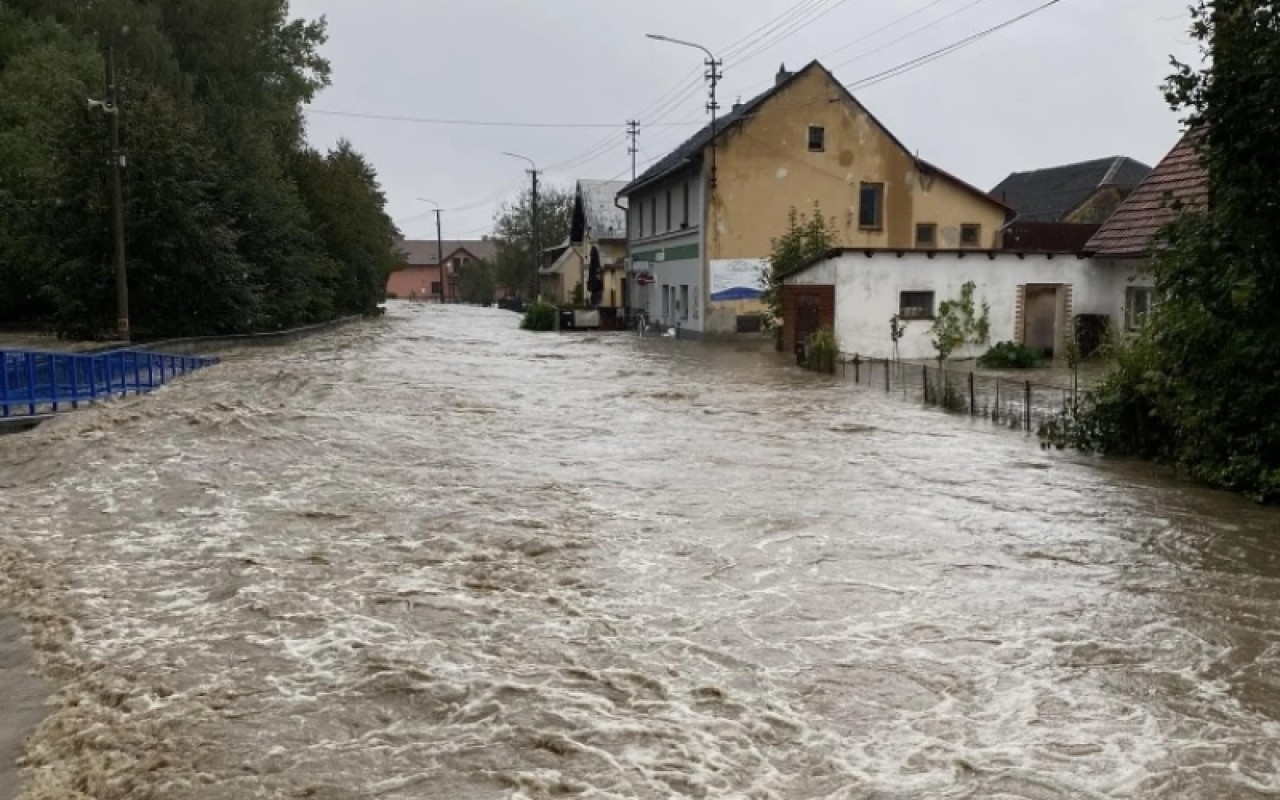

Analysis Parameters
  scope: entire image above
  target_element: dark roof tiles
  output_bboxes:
[991,156,1152,223]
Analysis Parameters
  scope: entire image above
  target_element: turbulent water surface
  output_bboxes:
[1,303,1278,799]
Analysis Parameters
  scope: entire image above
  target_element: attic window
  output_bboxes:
[916,224,937,248]
[808,125,826,152]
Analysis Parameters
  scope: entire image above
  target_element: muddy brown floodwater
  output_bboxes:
[1,303,1278,799]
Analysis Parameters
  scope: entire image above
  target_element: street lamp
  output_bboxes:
[416,198,445,302]
[646,34,722,188]
[503,152,540,301]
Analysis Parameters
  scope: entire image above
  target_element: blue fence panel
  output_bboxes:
[0,347,219,419]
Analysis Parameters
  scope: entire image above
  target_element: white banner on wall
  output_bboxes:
[710,259,769,303]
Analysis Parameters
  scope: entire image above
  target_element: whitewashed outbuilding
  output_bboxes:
[781,249,1153,361]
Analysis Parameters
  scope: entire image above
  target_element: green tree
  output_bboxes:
[1067,0,1280,501]
[762,203,837,348]
[930,281,990,364]
[0,0,398,339]
[455,258,496,306]
[492,184,574,299]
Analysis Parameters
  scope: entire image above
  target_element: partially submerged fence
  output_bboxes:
[1,348,218,418]
[841,356,1090,433]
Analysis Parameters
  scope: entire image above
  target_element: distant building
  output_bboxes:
[617,60,1011,337]
[541,180,629,310]
[387,239,497,302]
[992,156,1152,224]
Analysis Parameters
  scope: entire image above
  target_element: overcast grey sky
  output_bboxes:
[291,0,1200,242]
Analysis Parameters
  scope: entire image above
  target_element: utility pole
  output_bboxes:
[646,35,721,189]
[90,49,129,340]
[626,120,640,180]
[530,168,540,301]
[503,152,540,301]
[435,208,445,303]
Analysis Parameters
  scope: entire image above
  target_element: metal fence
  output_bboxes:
[840,356,1090,433]
[1,348,218,418]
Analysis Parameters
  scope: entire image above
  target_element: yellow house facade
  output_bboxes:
[619,61,1012,335]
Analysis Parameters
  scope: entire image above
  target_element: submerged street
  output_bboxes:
[1,303,1278,799]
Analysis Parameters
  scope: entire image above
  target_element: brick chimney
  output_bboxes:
[776,63,793,86]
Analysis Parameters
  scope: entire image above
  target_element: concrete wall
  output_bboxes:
[786,252,1152,360]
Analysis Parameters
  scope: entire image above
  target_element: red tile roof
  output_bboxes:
[1085,133,1208,258]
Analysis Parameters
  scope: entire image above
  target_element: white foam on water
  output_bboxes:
[0,305,1278,798]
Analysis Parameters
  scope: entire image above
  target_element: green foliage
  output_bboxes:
[803,326,839,374]
[492,185,574,300]
[571,280,585,308]
[455,258,496,306]
[1059,0,1280,502]
[520,298,557,332]
[930,282,990,363]
[762,203,837,346]
[978,341,1042,369]
[0,0,397,339]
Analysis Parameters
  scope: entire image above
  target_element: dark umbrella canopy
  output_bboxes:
[587,246,603,307]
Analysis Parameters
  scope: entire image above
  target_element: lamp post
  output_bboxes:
[503,152,540,301]
[646,33,722,189]
[416,198,444,302]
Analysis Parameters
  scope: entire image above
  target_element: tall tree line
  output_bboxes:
[0,0,399,339]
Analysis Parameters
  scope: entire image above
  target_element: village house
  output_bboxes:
[993,156,1151,253]
[387,239,498,302]
[617,60,1012,337]
[779,135,1206,362]
[540,180,629,311]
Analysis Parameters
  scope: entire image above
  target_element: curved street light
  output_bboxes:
[503,152,540,300]
[646,33,722,188]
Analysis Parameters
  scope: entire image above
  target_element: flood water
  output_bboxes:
[1,303,1278,799]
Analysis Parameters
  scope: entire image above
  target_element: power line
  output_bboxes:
[733,0,861,66]
[828,0,992,72]
[845,0,1063,91]
[305,108,699,129]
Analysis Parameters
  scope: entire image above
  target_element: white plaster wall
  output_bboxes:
[788,253,1153,360]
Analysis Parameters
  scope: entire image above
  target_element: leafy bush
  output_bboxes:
[520,299,557,332]
[804,326,839,374]
[978,341,1041,369]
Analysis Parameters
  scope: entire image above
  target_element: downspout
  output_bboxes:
[615,194,631,324]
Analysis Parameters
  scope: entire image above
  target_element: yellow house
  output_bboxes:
[619,60,1012,335]
[540,180,629,310]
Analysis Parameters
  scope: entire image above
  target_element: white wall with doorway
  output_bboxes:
[785,252,1151,360]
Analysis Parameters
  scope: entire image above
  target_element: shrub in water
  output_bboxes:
[804,326,839,374]
[978,341,1041,369]
[521,299,557,331]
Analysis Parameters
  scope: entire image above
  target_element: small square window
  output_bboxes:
[859,182,884,230]
[1126,286,1156,330]
[808,125,826,152]
[960,224,982,247]
[899,291,935,320]
[916,224,937,247]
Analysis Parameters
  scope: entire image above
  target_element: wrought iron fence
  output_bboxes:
[1,348,218,418]
[840,356,1091,433]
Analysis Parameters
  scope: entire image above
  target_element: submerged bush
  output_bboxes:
[520,299,557,332]
[978,341,1041,369]
[804,326,839,374]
